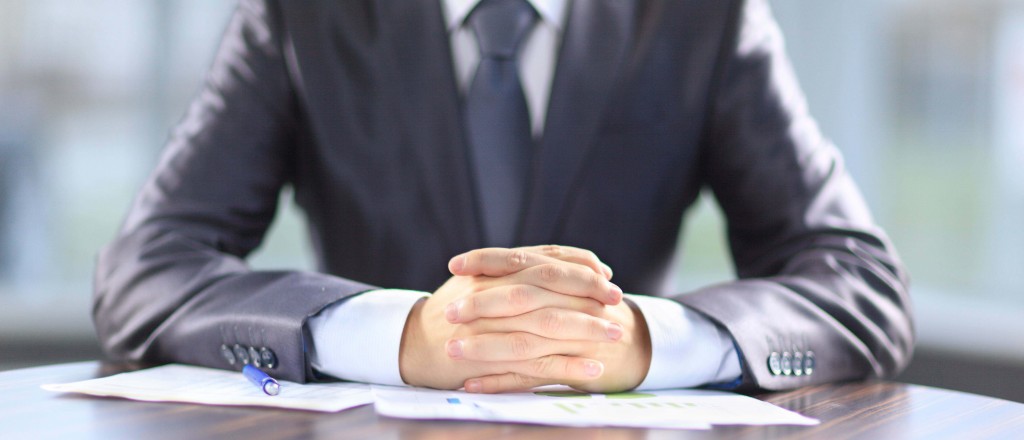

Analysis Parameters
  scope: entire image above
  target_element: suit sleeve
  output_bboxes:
[92,0,374,383]
[675,0,914,391]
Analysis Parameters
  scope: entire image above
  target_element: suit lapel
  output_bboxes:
[380,0,483,252]
[519,0,642,245]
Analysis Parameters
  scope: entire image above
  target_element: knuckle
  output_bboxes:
[507,285,531,310]
[509,333,532,358]
[506,250,529,270]
[468,293,483,314]
[540,309,564,333]
[510,373,531,390]
[584,250,599,264]
[539,264,563,282]
[530,356,556,377]
[541,245,564,258]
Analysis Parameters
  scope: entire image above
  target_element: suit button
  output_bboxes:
[803,351,815,376]
[260,348,277,369]
[248,346,262,368]
[233,344,250,365]
[792,351,804,376]
[767,352,782,375]
[220,344,236,366]
[781,352,793,376]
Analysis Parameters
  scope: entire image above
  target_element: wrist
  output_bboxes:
[398,297,428,386]
[624,298,653,388]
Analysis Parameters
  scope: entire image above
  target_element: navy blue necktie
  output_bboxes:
[464,0,538,247]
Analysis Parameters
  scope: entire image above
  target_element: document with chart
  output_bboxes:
[372,386,819,429]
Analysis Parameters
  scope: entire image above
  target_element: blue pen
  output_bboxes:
[243,364,281,396]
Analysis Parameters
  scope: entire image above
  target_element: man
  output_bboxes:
[94,0,913,394]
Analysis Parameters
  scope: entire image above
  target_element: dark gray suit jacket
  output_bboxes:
[93,0,913,390]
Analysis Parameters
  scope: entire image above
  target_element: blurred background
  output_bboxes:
[1,0,1021,402]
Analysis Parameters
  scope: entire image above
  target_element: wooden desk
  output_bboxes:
[3,362,1023,439]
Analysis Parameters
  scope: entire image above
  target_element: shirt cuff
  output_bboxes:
[627,293,742,390]
[307,289,429,385]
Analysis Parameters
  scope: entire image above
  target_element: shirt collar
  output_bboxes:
[442,0,568,32]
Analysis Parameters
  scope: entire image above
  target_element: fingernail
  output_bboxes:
[605,322,623,340]
[448,255,465,273]
[601,263,614,280]
[608,283,623,303]
[465,379,482,393]
[445,301,461,323]
[447,339,464,359]
[584,361,603,377]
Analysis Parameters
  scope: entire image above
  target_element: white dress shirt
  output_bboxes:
[308,0,741,390]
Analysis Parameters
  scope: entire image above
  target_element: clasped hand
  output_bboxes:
[399,246,652,393]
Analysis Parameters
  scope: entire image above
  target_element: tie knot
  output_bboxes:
[467,0,538,59]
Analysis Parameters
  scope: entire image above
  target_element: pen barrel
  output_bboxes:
[243,365,280,396]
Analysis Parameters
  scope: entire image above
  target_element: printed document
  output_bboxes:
[372,385,819,429]
[43,364,819,429]
[42,364,373,412]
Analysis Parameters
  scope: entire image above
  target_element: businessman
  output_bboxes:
[94,0,913,393]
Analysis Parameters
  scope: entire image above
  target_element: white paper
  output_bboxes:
[42,364,374,413]
[372,385,819,430]
[41,364,819,429]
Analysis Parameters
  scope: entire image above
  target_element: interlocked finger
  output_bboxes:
[463,308,624,342]
[463,356,604,393]
[449,246,610,280]
[508,263,622,305]
[447,332,583,362]
[464,373,550,393]
[445,284,606,323]
[515,244,613,280]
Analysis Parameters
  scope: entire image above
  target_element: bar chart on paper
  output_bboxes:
[538,391,696,415]
[371,386,819,430]
[551,397,699,414]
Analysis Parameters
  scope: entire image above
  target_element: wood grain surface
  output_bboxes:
[2,362,1022,439]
